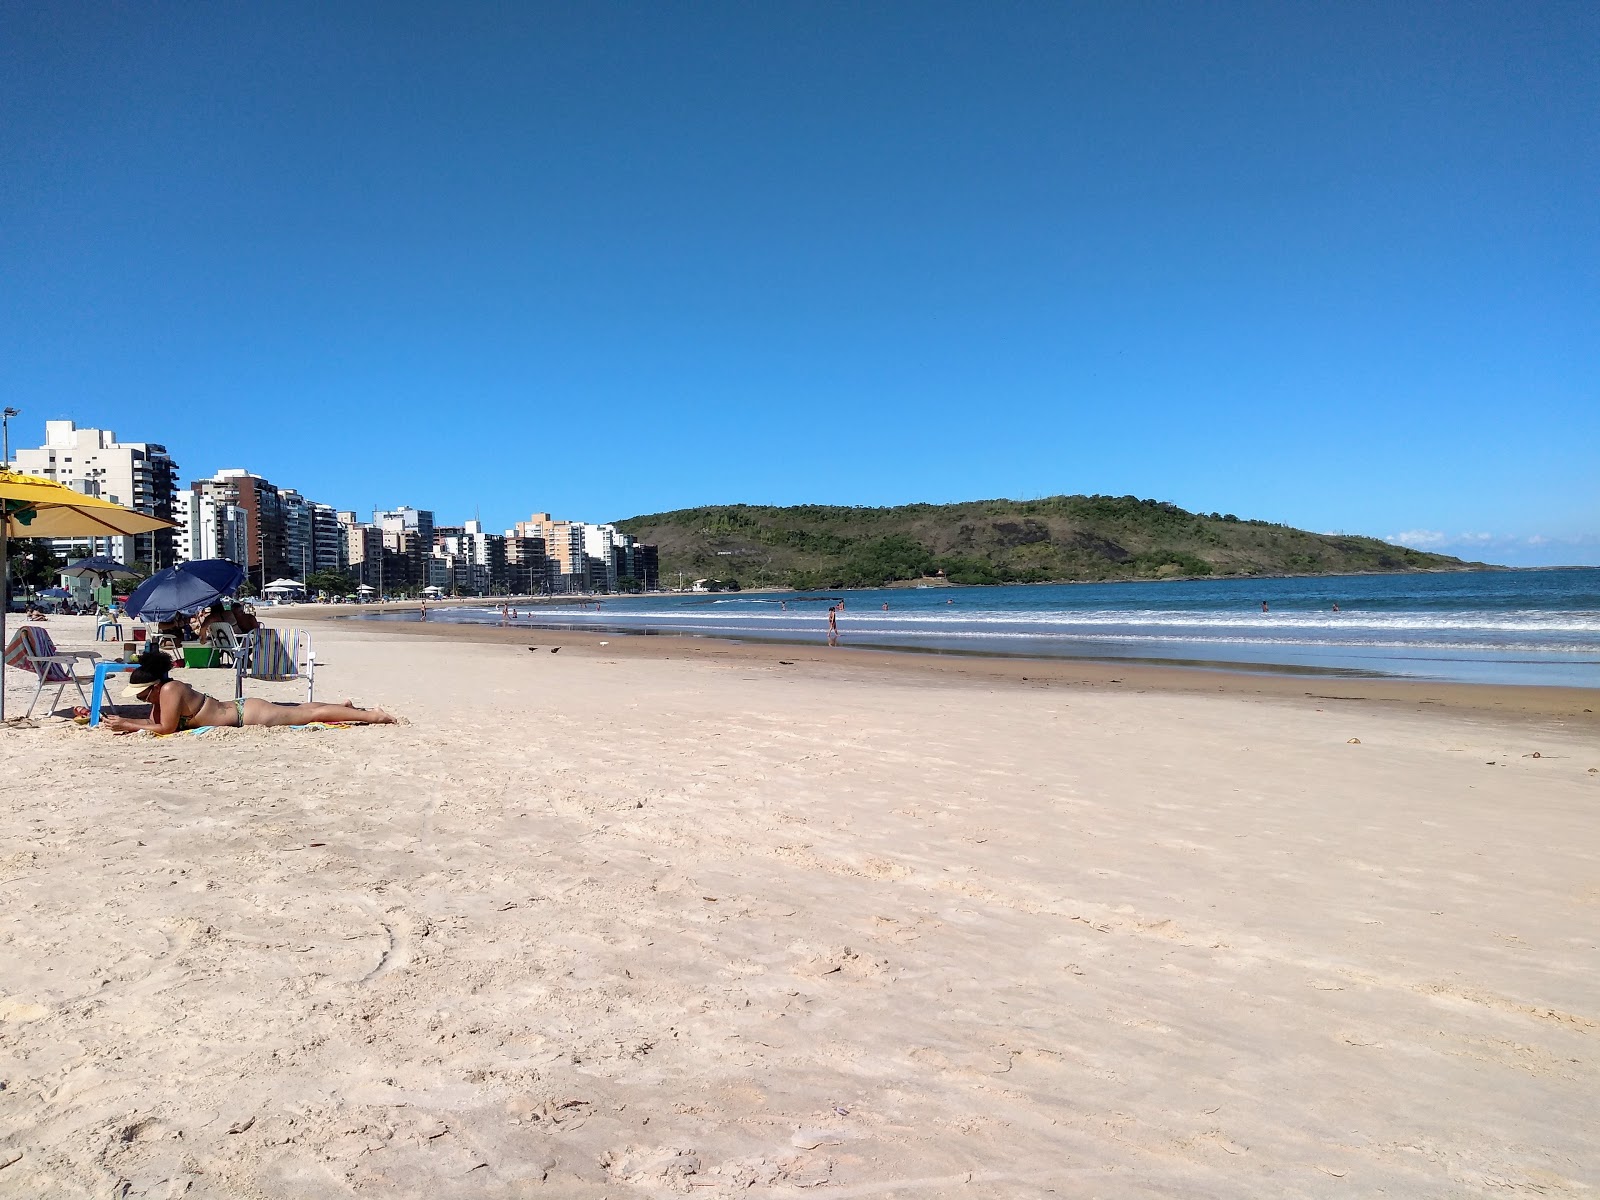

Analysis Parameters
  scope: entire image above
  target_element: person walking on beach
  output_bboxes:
[827,603,839,645]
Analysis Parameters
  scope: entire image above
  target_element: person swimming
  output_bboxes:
[102,650,396,733]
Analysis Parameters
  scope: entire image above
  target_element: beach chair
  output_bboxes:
[3,625,102,717]
[209,623,248,668]
[234,627,318,702]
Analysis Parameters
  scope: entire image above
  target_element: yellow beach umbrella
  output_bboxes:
[1,467,175,721]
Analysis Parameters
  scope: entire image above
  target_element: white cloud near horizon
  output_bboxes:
[1383,530,1600,566]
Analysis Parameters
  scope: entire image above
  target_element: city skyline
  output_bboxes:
[8,418,655,595]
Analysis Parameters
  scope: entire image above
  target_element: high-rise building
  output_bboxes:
[185,470,288,583]
[340,511,384,589]
[633,543,660,590]
[504,532,549,594]
[515,512,589,591]
[183,488,249,566]
[432,521,506,594]
[281,489,314,581]
[311,503,347,574]
[376,506,434,590]
[12,420,180,568]
[583,523,618,592]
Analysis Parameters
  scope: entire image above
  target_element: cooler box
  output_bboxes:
[183,646,219,669]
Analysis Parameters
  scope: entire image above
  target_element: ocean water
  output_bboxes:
[362,568,1600,687]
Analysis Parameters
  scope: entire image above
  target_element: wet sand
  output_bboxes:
[285,602,1600,726]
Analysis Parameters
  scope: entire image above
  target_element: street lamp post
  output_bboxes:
[2,407,19,468]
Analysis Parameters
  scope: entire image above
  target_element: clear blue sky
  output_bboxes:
[3,2,1595,565]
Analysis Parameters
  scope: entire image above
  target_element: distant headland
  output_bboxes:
[614,495,1489,591]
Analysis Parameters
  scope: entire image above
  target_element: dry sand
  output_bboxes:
[1,615,1596,1198]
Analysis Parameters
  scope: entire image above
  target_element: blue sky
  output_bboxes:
[3,2,1595,565]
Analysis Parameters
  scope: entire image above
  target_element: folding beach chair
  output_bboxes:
[3,625,103,717]
[209,623,248,668]
[235,627,317,701]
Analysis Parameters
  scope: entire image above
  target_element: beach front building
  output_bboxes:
[376,506,434,592]
[605,531,655,590]
[515,513,589,592]
[282,489,315,582]
[504,533,549,594]
[633,542,660,590]
[513,513,648,592]
[340,513,385,590]
[311,503,347,575]
[184,469,290,586]
[12,420,181,570]
[583,523,618,592]
[181,487,249,566]
[431,521,508,595]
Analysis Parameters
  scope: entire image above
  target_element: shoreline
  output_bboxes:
[274,603,1600,725]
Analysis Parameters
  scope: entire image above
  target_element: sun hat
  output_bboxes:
[119,676,162,702]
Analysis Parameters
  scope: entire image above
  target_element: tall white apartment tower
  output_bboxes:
[12,420,181,568]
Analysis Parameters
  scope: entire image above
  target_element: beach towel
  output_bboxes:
[152,721,359,738]
[3,626,74,683]
[248,627,298,681]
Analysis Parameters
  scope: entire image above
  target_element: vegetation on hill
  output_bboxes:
[613,495,1484,591]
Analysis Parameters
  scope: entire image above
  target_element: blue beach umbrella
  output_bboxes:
[38,587,70,598]
[124,558,246,621]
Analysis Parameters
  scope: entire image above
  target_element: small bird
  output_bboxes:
[527,647,538,652]
[550,647,560,654]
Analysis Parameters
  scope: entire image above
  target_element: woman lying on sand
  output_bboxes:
[102,651,396,734]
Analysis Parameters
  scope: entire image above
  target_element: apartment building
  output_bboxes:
[515,512,591,591]
[376,506,434,590]
[282,489,315,581]
[185,469,289,583]
[311,503,347,573]
[504,533,549,594]
[633,543,660,590]
[340,511,385,588]
[432,520,507,595]
[582,523,618,592]
[12,420,181,568]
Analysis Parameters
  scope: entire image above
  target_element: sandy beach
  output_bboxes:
[2,614,1596,1198]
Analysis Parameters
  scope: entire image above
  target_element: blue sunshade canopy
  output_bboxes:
[124,559,246,621]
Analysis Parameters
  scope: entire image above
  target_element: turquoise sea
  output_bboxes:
[361,568,1600,688]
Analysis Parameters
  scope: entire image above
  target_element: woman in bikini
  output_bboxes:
[102,651,396,734]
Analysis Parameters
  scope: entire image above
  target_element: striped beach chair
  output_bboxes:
[235,627,318,701]
[4,625,102,717]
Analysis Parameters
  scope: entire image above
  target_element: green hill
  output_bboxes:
[614,495,1485,590]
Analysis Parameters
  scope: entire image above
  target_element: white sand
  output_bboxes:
[1,616,1596,1197]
